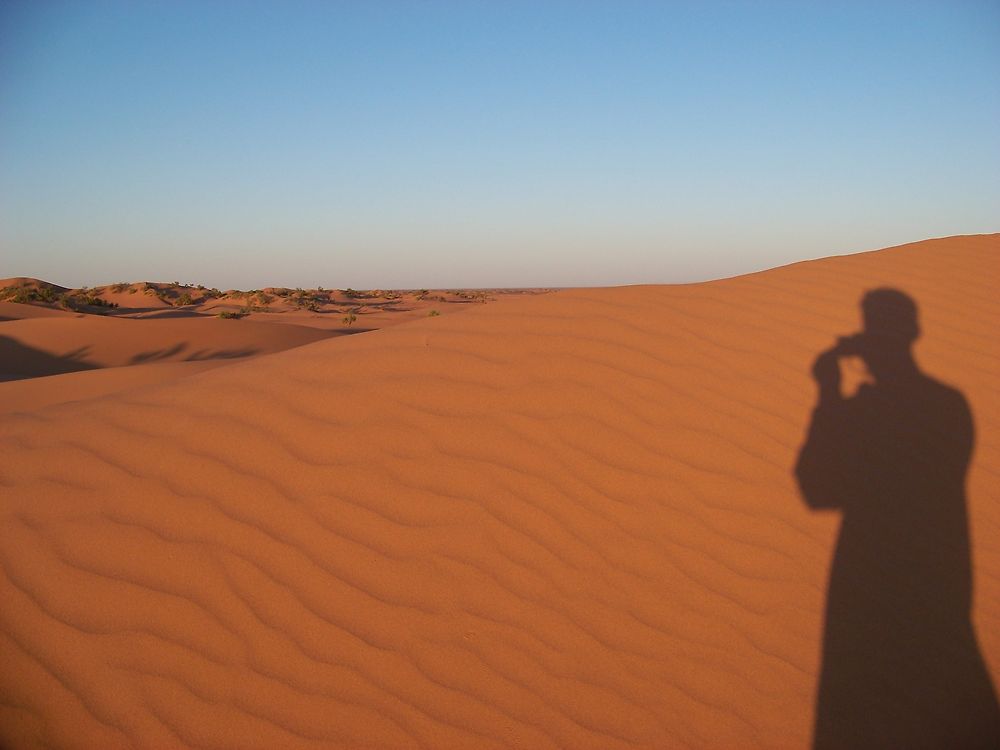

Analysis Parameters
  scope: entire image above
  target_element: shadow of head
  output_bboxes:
[838,288,920,384]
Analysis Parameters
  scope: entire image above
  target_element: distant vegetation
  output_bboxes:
[0,280,533,325]
[75,294,118,309]
[63,289,119,310]
[0,283,120,312]
[1,286,58,304]
[277,287,325,311]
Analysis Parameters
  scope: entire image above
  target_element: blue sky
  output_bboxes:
[2,1,998,289]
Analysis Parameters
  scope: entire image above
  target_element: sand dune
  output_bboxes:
[1,234,997,748]
[0,301,83,321]
[0,360,231,415]
[1,278,546,329]
[0,315,342,412]
[0,316,338,379]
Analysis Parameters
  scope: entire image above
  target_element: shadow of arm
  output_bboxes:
[795,405,847,510]
[795,347,853,509]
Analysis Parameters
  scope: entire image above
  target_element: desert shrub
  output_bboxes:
[217,310,244,319]
[1,285,64,305]
[5,288,39,304]
[55,291,117,310]
[428,309,440,317]
[343,310,358,326]
[111,282,129,293]
[78,294,117,308]
[177,292,193,306]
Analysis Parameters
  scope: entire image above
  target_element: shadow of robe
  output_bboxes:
[795,289,1000,749]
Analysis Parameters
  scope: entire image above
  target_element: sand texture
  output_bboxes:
[1,234,998,748]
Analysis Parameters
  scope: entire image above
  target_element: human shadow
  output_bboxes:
[795,289,1000,748]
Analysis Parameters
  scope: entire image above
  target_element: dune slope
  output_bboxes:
[0,316,338,377]
[0,234,998,749]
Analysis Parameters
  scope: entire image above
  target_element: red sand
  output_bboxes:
[0,235,997,748]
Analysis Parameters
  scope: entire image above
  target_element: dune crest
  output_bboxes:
[1,234,998,748]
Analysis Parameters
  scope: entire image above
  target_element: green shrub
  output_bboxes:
[78,294,117,308]
[428,309,440,317]
[1,285,63,305]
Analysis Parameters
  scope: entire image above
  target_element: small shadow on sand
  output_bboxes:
[795,288,1000,748]
[131,342,188,364]
[112,308,208,319]
[131,342,262,364]
[186,347,259,361]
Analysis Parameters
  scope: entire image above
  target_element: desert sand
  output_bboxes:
[1,234,998,748]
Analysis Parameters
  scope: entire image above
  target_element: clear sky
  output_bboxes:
[2,1,998,289]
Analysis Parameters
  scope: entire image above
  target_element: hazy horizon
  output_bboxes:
[3,232,997,294]
[2,2,998,289]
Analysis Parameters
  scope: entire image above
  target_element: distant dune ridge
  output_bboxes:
[0,287,544,414]
[1,234,998,748]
